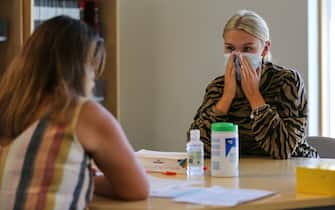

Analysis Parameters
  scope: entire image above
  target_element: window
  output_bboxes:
[321,0,335,137]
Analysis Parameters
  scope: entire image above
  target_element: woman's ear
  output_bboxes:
[261,40,271,57]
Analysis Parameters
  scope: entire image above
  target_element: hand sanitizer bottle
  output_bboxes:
[187,129,204,176]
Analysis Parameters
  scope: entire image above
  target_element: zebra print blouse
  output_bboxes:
[189,62,318,159]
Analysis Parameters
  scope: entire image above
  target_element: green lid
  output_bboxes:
[211,122,237,132]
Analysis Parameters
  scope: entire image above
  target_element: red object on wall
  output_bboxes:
[79,0,100,33]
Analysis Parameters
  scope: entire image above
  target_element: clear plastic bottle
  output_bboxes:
[186,129,204,176]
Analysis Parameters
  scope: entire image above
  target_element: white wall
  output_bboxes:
[119,0,309,151]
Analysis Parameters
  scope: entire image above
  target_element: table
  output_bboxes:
[90,158,335,210]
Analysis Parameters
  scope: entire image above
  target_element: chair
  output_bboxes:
[307,136,335,158]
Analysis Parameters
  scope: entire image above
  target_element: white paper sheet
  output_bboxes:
[149,175,204,198]
[174,186,275,206]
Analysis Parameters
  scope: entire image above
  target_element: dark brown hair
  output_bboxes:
[0,15,105,139]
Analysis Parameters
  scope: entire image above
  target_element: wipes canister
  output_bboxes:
[211,122,239,177]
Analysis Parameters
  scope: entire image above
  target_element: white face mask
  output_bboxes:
[223,53,261,80]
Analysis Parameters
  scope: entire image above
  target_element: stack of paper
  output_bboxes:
[174,186,275,206]
[136,149,187,174]
[148,175,275,207]
[149,175,202,198]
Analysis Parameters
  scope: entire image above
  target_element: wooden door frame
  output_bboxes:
[100,0,119,118]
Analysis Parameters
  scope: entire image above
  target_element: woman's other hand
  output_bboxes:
[240,54,265,109]
[215,54,236,113]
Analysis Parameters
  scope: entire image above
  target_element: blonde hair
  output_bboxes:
[0,16,105,139]
[223,10,271,62]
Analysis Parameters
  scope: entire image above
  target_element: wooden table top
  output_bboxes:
[90,158,335,210]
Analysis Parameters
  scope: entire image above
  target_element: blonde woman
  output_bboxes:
[188,10,318,159]
[0,16,149,209]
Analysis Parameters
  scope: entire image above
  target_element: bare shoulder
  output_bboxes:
[80,100,112,121]
[76,100,120,154]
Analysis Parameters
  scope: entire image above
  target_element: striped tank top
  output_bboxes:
[0,100,93,210]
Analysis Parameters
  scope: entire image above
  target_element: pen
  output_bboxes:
[161,171,177,175]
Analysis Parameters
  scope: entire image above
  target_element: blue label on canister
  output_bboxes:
[225,137,236,157]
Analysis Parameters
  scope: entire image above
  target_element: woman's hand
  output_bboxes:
[215,54,236,113]
[240,54,265,110]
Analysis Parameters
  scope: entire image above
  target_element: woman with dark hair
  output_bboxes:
[0,16,149,209]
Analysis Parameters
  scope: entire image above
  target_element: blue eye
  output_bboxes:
[243,47,253,52]
[225,46,235,52]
